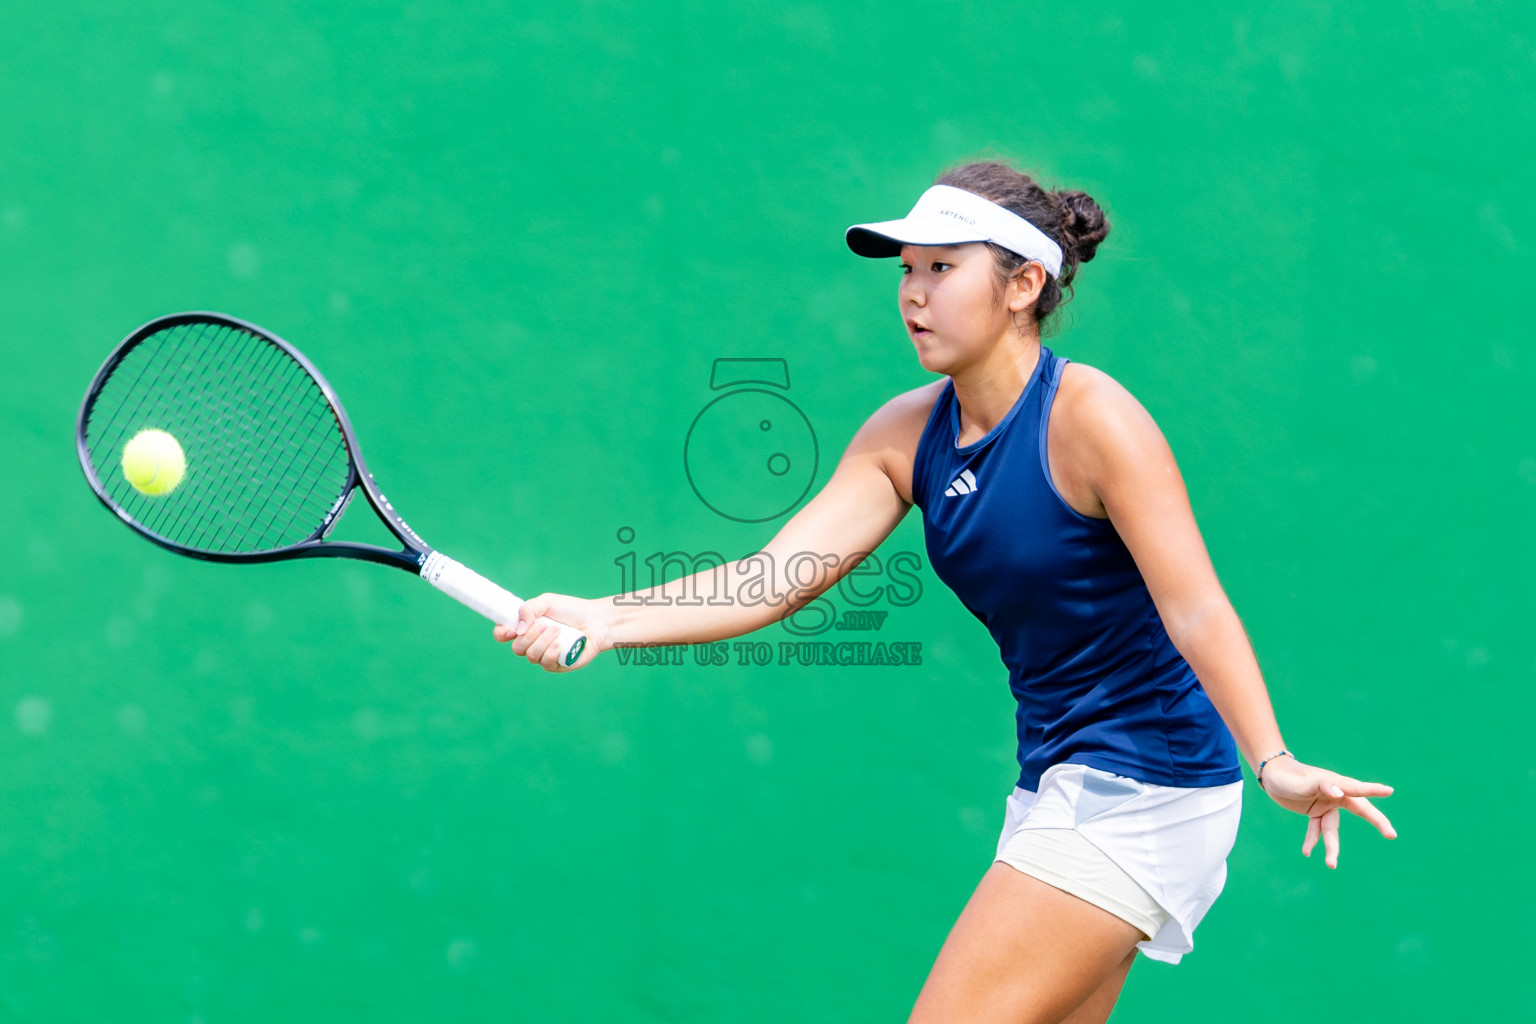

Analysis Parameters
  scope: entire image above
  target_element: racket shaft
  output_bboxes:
[421,552,587,667]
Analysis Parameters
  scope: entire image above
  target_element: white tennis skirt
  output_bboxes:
[994,762,1244,964]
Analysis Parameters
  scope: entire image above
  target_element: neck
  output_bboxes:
[950,334,1042,444]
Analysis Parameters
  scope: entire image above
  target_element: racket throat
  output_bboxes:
[420,551,586,666]
[320,488,357,538]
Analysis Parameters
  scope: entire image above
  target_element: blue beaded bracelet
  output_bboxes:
[1256,749,1293,791]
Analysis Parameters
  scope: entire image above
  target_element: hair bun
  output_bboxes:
[1054,189,1110,264]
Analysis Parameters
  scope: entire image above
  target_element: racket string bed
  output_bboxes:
[183,336,348,552]
[243,351,351,542]
[102,324,257,548]
[99,321,264,542]
[185,339,313,548]
[85,321,350,555]
[150,334,263,544]
[261,379,353,552]
[92,321,214,506]
[91,323,212,529]
[226,369,347,552]
[194,343,315,549]
[93,320,212,455]
[140,325,279,544]
[185,330,326,550]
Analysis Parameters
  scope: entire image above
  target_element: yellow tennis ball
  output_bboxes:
[122,429,186,496]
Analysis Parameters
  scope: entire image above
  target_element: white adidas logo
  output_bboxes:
[944,469,978,497]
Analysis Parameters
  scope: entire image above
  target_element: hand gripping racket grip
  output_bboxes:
[420,551,588,667]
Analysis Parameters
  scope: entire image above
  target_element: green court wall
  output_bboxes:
[1,2,1530,1020]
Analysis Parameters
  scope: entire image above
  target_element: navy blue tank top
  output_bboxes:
[912,348,1242,791]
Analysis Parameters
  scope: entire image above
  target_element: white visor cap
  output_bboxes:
[846,184,1063,279]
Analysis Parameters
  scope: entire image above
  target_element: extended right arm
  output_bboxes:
[497,384,938,670]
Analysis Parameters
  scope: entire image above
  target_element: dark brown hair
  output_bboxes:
[935,161,1110,337]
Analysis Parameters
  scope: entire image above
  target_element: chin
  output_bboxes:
[911,344,956,377]
[909,342,946,379]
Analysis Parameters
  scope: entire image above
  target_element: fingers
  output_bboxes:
[1279,764,1395,867]
[539,625,573,671]
[1332,775,1394,799]
[1344,795,1398,840]
[1266,760,1394,804]
[1320,807,1341,869]
[517,593,554,631]
[494,619,540,645]
[529,619,567,670]
[512,616,554,661]
[492,593,551,644]
[512,615,576,672]
[492,595,556,650]
[493,618,538,648]
[1300,795,1395,868]
[1302,813,1321,858]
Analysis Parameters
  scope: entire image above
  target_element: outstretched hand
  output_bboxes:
[492,592,608,672]
[1257,756,1396,868]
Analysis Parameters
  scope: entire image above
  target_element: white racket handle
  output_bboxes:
[419,551,588,667]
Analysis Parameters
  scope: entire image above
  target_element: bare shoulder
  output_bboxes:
[1055,362,1163,447]
[865,379,947,437]
[848,379,946,505]
[1050,362,1173,517]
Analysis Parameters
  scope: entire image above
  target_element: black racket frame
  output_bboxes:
[76,311,432,573]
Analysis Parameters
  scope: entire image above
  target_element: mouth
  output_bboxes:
[906,319,931,337]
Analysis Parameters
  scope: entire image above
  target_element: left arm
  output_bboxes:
[1057,365,1396,867]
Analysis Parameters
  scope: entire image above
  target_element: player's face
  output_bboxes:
[898,243,1017,374]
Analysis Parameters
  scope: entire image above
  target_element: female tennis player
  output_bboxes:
[495,161,1396,1023]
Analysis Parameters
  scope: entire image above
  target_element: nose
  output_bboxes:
[899,273,925,308]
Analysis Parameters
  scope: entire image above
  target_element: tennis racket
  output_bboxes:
[75,311,587,667]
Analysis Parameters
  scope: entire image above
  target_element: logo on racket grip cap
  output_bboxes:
[684,358,819,523]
